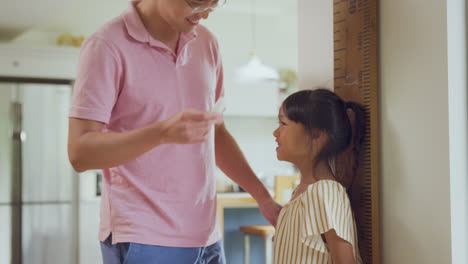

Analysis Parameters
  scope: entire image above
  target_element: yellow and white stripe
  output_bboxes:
[274,180,362,264]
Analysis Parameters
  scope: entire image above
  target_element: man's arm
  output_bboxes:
[68,110,220,173]
[214,123,282,226]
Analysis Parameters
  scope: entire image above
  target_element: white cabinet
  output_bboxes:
[0,44,79,80]
[79,200,101,264]
[78,170,102,264]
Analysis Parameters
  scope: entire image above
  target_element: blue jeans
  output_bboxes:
[100,234,226,264]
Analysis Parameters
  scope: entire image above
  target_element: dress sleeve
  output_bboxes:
[300,181,355,253]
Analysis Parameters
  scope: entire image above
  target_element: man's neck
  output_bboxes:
[136,0,180,52]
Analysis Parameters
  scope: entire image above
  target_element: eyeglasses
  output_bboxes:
[184,0,226,14]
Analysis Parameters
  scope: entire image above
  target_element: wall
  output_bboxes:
[298,0,463,263]
[297,0,333,89]
[447,0,468,263]
[380,0,452,262]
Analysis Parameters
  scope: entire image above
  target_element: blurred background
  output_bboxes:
[0,0,299,263]
[1,0,466,264]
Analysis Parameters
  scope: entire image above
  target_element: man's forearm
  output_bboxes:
[68,121,164,172]
[215,125,272,202]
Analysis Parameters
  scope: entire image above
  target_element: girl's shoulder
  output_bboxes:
[306,179,346,195]
[300,180,349,206]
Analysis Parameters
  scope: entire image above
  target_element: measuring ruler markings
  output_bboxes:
[334,0,379,263]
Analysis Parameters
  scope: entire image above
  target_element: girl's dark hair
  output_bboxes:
[282,88,366,190]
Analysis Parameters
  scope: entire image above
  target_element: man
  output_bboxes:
[67,0,281,263]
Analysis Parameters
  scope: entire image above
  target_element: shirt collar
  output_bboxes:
[122,0,198,50]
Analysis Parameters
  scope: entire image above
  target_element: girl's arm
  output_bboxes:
[324,229,356,264]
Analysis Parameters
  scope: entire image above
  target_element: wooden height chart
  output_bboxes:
[333,0,379,263]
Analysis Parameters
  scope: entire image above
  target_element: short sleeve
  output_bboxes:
[69,37,122,124]
[300,181,355,253]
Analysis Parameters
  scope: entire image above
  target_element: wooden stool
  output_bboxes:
[239,225,275,264]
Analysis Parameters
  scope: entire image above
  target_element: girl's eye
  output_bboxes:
[278,121,286,126]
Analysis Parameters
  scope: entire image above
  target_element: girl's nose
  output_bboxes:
[273,128,279,138]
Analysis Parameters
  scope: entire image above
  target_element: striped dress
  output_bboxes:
[274,180,362,264]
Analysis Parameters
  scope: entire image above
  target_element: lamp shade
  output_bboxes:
[234,54,280,83]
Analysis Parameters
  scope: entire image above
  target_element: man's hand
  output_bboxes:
[160,109,222,144]
[258,197,283,227]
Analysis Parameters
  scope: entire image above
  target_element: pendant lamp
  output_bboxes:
[234,0,279,83]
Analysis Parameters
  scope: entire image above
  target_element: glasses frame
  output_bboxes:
[184,0,226,14]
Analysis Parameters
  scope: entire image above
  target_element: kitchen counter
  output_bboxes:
[216,192,274,239]
[216,192,259,239]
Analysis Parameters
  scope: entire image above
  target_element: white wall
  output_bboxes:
[298,0,464,263]
[297,0,333,90]
[380,0,452,262]
[448,0,468,263]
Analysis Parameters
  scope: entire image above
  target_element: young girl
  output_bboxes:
[273,89,364,264]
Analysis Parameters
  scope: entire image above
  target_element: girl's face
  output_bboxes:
[273,107,313,164]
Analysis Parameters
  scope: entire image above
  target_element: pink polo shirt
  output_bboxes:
[70,0,223,247]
